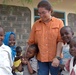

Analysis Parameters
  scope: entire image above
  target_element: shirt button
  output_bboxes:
[47,51,48,52]
[46,44,47,46]
[46,37,47,39]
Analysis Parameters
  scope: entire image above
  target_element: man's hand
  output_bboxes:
[51,57,60,67]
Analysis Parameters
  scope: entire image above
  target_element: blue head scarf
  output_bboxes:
[3,32,16,61]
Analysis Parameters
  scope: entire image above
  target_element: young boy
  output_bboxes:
[21,44,39,75]
[60,36,76,75]
[60,26,74,75]
[0,26,13,75]
[13,46,23,75]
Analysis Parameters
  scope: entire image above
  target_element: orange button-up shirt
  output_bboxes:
[28,17,64,62]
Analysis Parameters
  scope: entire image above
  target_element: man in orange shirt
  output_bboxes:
[28,1,64,75]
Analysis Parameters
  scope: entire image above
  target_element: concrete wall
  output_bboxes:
[0,4,31,47]
[0,0,76,26]
[0,0,76,47]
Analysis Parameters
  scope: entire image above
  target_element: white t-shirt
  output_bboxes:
[61,44,72,75]
[0,44,13,75]
[62,43,72,64]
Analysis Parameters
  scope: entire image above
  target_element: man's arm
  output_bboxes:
[28,25,35,45]
[52,42,63,67]
[56,42,63,57]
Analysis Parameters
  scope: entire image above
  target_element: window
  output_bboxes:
[34,8,65,25]
[68,13,76,35]
[34,8,40,21]
[53,11,65,25]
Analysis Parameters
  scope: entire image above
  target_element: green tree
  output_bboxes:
[2,0,33,4]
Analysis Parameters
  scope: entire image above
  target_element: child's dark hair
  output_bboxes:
[60,26,74,35]
[16,46,22,52]
[29,44,39,53]
[37,0,53,14]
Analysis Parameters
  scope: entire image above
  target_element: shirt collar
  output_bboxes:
[0,43,6,49]
[39,17,54,23]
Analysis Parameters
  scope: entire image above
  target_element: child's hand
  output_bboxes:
[59,64,64,70]
[21,58,28,65]
[20,56,23,59]
[12,65,16,71]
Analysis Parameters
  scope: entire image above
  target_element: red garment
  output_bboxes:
[65,57,76,75]
[70,69,75,75]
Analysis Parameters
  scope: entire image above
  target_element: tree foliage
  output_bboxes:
[2,0,33,4]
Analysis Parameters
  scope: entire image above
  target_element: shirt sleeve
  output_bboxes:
[28,24,36,45]
[57,19,64,42]
[31,58,38,72]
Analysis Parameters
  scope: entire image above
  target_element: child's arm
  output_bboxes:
[12,65,16,71]
[21,58,28,65]
[21,58,35,74]
[16,63,23,72]
[22,57,37,74]
[27,58,38,74]
[27,61,35,74]
[12,63,23,72]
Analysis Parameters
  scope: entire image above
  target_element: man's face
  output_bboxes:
[38,7,51,22]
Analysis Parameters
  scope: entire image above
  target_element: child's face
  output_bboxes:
[60,28,73,43]
[0,28,4,46]
[25,47,35,59]
[16,50,22,56]
[69,40,76,57]
[9,34,15,46]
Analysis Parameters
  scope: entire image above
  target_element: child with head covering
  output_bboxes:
[3,31,16,61]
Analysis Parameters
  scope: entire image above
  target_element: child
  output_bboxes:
[60,36,76,75]
[60,26,74,75]
[21,44,39,75]
[0,26,13,75]
[13,46,23,75]
[3,31,16,61]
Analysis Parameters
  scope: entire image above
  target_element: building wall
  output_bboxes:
[0,0,76,26]
[0,0,76,47]
[0,4,31,47]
